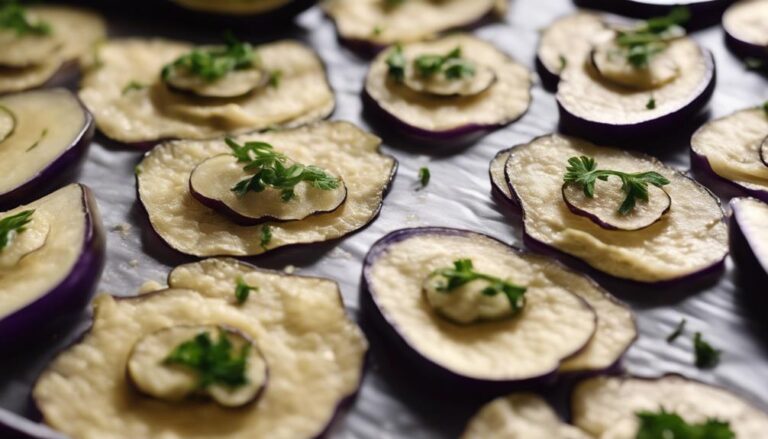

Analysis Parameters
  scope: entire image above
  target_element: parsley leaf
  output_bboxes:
[563,156,671,215]
[122,81,146,95]
[260,225,272,250]
[0,2,51,36]
[762,101,768,115]
[666,318,686,343]
[558,54,567,72]
[226,138,340,202]
[615,7,689,69]
[414,46,475,79]
[161,32,256,83]
[268,70,282,88]
[0,210,34,251]
[430,259,527,313]
[694,332,721,369]
[234,277,256,304]
[164,329,250,389]
[635,408,734,439]
[417,167,430,189]
[386,45,407,82]
[646,96,656,110]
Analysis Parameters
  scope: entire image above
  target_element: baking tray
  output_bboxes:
[1,0,767,437]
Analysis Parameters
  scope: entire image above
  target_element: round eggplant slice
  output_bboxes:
[364,34,532,144]
[724,0,768,62]
[34,257,367,439]
[79,39,334,146]
[127,325,268,407]
[562,178,671,231]
[590,37,682,90]
[572,0,731,29]
[164,66,268,99]
[572,375,768,438]
[557,37,715,142]
[0,89,94,208]
[461,394,591,439]
[323,0,506,56]
[0,184,105,350]
[189,154,348,225]
[402,63,497,98]
[506,134,728,284]
[489,148,516,206]
[730,197,768,282]
[691,106,768,202]
[363,227,604,387]
[0,5,105,94]
[170,0,300,15]
[137,121,396,257]
[536,11,610,89]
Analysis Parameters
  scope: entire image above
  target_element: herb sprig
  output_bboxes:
[0,2,51,36]
[666,318,686,343]
[386,45,475,82]
[430,259,527,313]
[417,167,430,189]
[694,332,721,369]
[226,138,340,202]
[0,210,34,251]
[234,277,256,304]
[563,156,671,215]
[165,329,250,389]
[614,7,690,68]
[162,33,255,83]
[635,408,734,439]
[260,225,272,250]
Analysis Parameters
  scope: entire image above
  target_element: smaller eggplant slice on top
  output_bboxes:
[79,35,334,147]
[499,134,727,285]
[33,257,367,439]
[0,88,94,208]
[364,34,532,145]
[136,121,397,257]
[538,8,715,142]
[462,375,768,439]
[362,227,636,390]
[0,3,105,94]
[323,0,507,56]
[691,102,768,202]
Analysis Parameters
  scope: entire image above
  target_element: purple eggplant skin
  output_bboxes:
[535,55,563,92]
[488,148,523,216]
[730,198,768,286]
[724,11,768,63]
[188,174,349,227]
[0,185,106,353]
[362,87,530,148]
[690,146,768,203]
[571,0,734,30]
[361,227,603,394]
[501,148,727,291]
[0,93,95,210]
[560,183,672,231]
[558,50,716,143]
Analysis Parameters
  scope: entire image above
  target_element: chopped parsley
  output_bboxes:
[666,318,686,343]
[260,225,272,250]
[694,332,721,369]
[430,259,527,313]
[234,276,256,304]
[165,329,250,389]
[268,70,282,88]
[646,96,656,110]
[745,57,764,71]
[417,167,430,189]
[414,46,475,79]
[762,101,768,115]
[635,408,734,439]
[0,210,34,251]
[226,138,340,202]
[386,45,407,82]
[558,54,567,72]
[122,81,146,95]
[384,0,406,7]
[563,156,671,215]
[161,33,256,83]
[0,2,51,36]
[615,7,689,68]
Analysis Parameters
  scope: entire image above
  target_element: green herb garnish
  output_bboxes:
[558,54,567,72]
[762,101,768,115]
[615,7,690,68]
[666,318,686,343]
[0,210,34,251]
[161,33,255,83]
[165,329,250,389]
[384,0,406,7]
[122,81,146,95]
[234,276,256,304]
[563,156,671,215]
[414,46,475,79]
[268,70,282,88]
[646,96,656,110]
[694,332,721,369]
[635,408,734,439]
[417,167,430,189]
[430,259,527,313]
[0,2,51,36]
[745,57,764,71]
[386,44,407,82]
[226,138,340,202]
[260,225,272,250]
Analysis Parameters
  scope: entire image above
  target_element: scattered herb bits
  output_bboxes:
[693,332,721,369]
[234,277,256,304]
